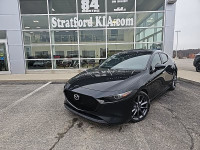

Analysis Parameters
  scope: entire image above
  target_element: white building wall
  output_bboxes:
[163,0,176,57]
[0,0,25,74]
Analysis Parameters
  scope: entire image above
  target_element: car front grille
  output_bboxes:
[64,90,98,111]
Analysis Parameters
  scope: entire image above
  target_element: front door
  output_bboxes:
[0,40,10,73]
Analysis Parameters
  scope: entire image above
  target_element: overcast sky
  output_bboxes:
[174,0,200,50]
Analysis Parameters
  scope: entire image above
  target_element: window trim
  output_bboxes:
[159,52,168,64]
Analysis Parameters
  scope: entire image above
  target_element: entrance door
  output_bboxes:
[0,40,10,73]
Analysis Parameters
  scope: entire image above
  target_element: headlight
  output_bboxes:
[113,91,132,100]
[97,91,132,104]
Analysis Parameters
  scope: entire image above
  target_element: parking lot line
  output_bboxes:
[0,82,52,114]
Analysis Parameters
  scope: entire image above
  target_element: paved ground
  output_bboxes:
[0,81,200,150]
[175,59,195,72]
[174,59,200,83]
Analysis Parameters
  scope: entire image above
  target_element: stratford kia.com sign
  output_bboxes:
[51,16,134,28]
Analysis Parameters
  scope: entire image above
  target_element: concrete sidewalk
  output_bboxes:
[177,70,200,84]
[0,70,199,84]
[0,73,78,82]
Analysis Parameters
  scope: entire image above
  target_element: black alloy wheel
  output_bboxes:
[169,73,177,90]
[130,91,150,123]
[196,62,200,72]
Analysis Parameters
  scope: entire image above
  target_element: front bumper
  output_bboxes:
[64,94,134,124]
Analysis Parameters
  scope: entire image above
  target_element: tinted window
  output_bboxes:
[136,0,165,11]
[49,0,76,14]
[22,16,49,30]
[160,53,168,64]
[20,0,47,14]
[99,52,151,70]
[23,31,50,45]
[0,31,6,39]
[151,54,161,70]
[107,0,135,12]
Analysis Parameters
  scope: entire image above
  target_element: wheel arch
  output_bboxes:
[141,89,148,95]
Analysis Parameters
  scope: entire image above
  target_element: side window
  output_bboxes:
[151,54,162,70]
[161,53,168,64]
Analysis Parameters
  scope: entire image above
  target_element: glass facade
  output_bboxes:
[19,0,165,70]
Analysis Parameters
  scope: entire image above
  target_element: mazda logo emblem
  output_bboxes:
[74,94,80,100]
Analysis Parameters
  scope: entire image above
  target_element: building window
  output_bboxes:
[136,0,165,11]
[48,0,76,14]
[51,31,78,44]
[19,0,165,70]
[80,30,106,43]
[52,45,78,58]
[20,0,48,14]
[0,31,6,39]
[22,16,49,30]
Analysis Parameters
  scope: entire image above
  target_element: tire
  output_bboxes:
[130,91,150,123]
[169,73,177,91]
[196,62,200,72]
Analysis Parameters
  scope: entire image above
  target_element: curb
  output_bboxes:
[0,80,68,84]
[178,77,200,86]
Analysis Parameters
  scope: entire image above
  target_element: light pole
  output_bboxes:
[175,30,181,59]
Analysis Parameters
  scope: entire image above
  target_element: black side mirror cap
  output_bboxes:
[155,64,166,70]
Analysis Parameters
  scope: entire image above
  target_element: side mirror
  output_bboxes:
[155,64,166,71]
[99,59,106,65]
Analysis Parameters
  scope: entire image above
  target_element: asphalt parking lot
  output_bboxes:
[0,81,200,150]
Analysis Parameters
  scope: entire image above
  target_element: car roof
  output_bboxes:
[117,49,162,55]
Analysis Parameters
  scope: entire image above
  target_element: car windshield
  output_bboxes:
[99,52,151,70]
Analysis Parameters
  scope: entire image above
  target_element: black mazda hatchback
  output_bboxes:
[64,50,177,124]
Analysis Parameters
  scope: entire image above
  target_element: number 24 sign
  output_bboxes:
[81,0,100,12]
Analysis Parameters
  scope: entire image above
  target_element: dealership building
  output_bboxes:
[0,0,177,74]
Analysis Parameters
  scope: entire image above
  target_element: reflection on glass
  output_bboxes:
[107,0,135,12]
[51,31,77,44]
[24,46,51,59]
[50,15,77,29]
[53,59,79,69]
[20,0,47,14]
[26,60,52,69]
[107,29,134,43]
[22,16,49,30]
[135,43,162,50]
[23,31,50,45]
[80,45,106,58]
[0,43,9,71]
[78,0,105,13]
[99,52,151,70]
[52,45,78,58]
[0,31,6,39]
[81,59,103,69]
[19,0,167,71]
[137,12,164,27]
[78,14,106,28]
[107,44,134,57]
[136,0,165,11]
[48,0,76,14]
[80,30,106,43]
[136,28,163,42]
[107,13,134,28]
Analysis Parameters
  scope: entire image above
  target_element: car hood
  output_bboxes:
[67,68,142,92]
